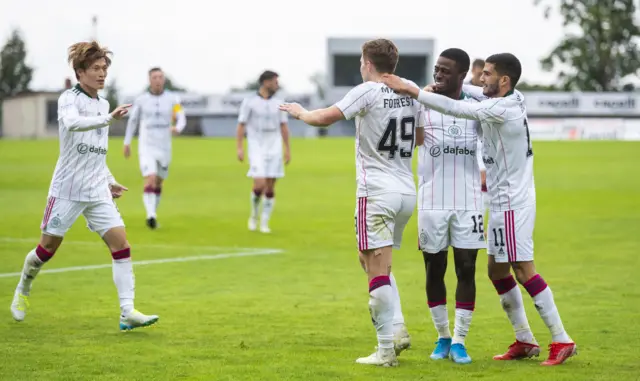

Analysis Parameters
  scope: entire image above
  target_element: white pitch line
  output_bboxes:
[0,249,283,279]
[0,237,266,252]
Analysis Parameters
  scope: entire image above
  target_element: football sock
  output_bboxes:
[523,274,572,343]
[17,245,53,295]
[250,189,261,219]
[262,191,275,224]
[492,275,537,344]
[369,276,394,349]
[389,273,405,331]
[428,300,451,339]
[143,185,157,219]
[112,248,135,314]
[453,301,474,345]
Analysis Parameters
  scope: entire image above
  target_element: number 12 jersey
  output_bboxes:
[335,80,426,198]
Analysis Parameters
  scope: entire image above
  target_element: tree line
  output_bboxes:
[0,0,638,118]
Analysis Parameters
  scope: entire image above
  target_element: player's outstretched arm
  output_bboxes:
[123,100,142,146]
[279,104,344,127]
[58,93,124,131]
[171,101,187,134]
[462,84,487,101]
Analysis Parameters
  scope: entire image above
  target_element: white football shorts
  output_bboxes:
[354,193,416,251]
[139,149,171,179]
[418,209,487,254]
[487,204,536,263]
[247,155,284,179]
[40,196,125,238]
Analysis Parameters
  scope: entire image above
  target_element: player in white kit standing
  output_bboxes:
[383,53,577,366]
[236,71,291,234]
[280,39,425,367]
[9,41,159,330]
[416,48,486,364]
[124,67,186,229]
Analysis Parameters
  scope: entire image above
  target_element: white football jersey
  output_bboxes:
[48,85,116,202]
[238,93,288,159]
[416,85,535,211]
[335,80,426,198]
[418,92,484,211]
[124,90,184,155]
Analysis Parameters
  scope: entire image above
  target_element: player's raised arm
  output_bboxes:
[415,105,426,147]
[383,75,506,124]
[58,92,117,132]
[462,84,487,101]
[171,97,187,134]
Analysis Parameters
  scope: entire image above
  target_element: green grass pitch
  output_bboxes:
[0,138,639,380]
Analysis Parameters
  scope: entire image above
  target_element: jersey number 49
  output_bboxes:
[378,116,416,159]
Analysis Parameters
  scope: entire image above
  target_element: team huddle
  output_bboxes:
[279,39,577,367]
[9,39,576,368]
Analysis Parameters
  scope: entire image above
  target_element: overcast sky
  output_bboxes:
[0,0,567,96]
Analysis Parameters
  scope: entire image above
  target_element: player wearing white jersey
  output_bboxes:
[124,67,186,229]
[415,49,486,365]
[9,41,159,331]
[383,53,576,366]
[280,39,425,367]
[236,70,291,234]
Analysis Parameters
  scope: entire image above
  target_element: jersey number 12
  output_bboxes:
[378,116,415,159]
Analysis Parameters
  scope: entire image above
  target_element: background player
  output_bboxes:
[280,39,425,367]
[467,59,485,87]
[416,48,485,364]
[10,41,159,330]
[236,70,291,234]
[123,67,186,229]
[382,53,577,366]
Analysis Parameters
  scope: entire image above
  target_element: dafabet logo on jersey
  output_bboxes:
[77,143,107,155]
[430,146,475,157]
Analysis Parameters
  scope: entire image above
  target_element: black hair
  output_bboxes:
[439,48,470,73]
[258,70,278,84]
[485,53,522,88]
[148,67,162,75]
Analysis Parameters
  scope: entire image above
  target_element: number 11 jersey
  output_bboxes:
[335,80,426,198]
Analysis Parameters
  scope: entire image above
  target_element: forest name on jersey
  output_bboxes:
[381,86,415,108]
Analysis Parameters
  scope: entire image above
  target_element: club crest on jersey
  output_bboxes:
[447,125,462,137]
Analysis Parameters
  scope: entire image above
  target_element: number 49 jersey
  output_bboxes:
[335,80,426,198]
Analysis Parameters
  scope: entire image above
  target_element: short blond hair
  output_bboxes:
[67,41,112,79]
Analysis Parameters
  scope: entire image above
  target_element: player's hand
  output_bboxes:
[284,150,291,165]
[110,104,132,120]
[171,126,180,135]
[237,148,244,162]
[123,145,131,159]
[381,74,411,94]
[109,183,128,199]
[279,103,306,119]
[480,170,487,189]
[422,84,436,93]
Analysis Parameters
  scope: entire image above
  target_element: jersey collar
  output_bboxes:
[74,84,99,99]
[504,89,514,97]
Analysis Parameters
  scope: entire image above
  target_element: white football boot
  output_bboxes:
[393,324,412,355]
[119,309,159,331]
[355,347,398,367]
[10,289,29,322]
